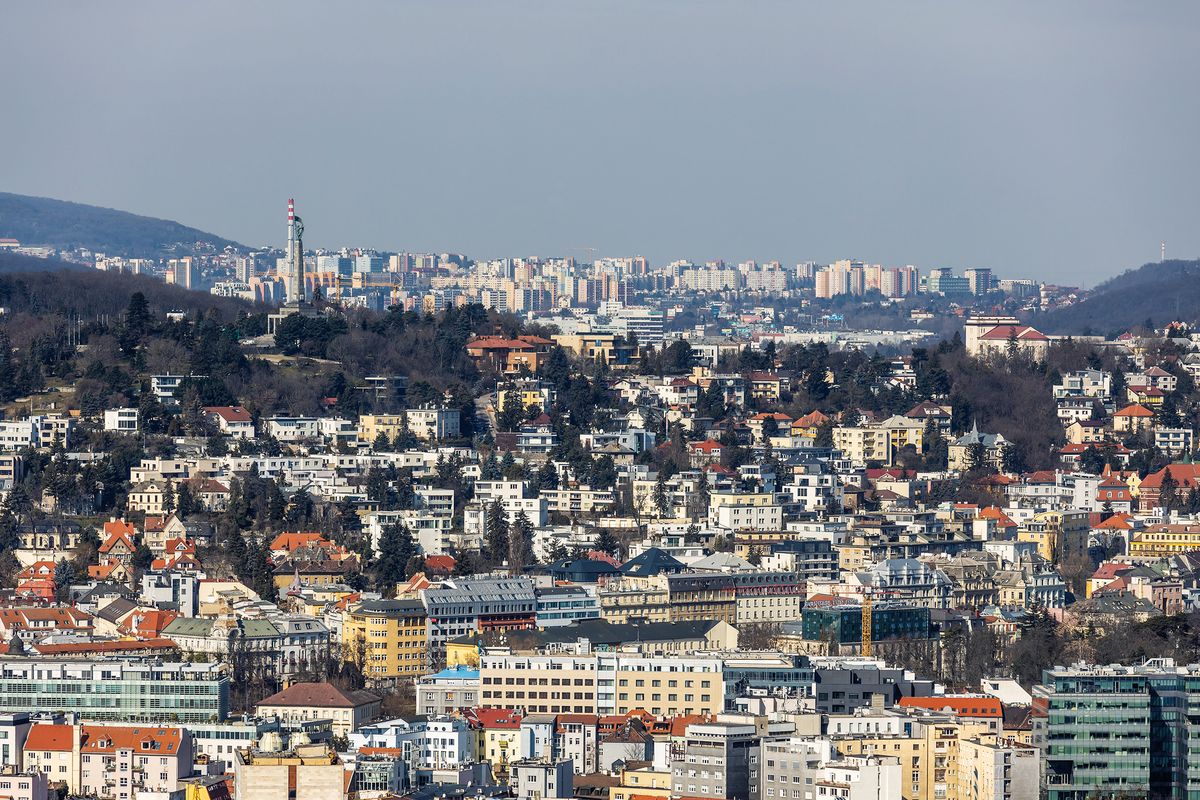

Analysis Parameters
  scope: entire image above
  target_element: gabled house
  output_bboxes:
[1113,404,1155,434]
[202,405,256,438]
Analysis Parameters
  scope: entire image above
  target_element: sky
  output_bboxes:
[3,2,1199,285]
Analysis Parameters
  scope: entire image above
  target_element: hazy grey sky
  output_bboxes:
[4,2,1198,284]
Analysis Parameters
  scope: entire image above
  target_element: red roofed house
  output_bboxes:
[270,532,333,559]
[976,506,1018,539]
[184,477,230,512]
[1096,474,1133,514]
[255,682,381,735]
[119,608,180,639]
[16,560,56,582]
[747,412,792,443]
[0,607,94,642]
[791,410,831,439]
[91,523,138,581]
[201,406,255,439]
[1113,404,1156,435]
[466,336,547,374]
[15,578,55,602]
[24,723,192,797]
[747,372,786,402]
[151,537,201,572]
[687,440,724,468]
[423,555,456,576]
[1140,464,1200,511]
[661,378,699,408]
[964,317,1050,361]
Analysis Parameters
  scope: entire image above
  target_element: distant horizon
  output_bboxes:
[4,3,1198,285]
[7,188,1192,291]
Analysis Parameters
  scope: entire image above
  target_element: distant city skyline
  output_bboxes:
[3,2,1198,284]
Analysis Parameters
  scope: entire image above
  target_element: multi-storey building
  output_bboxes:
[233,743,345,800]
[415,666,480,716]
[24,723,193,799]
[670,721,759,800]
[1036,659,1200,800]
[0,658,228,723]
[479,653,600,716]
[598,571,802,626]
[759,737,903,800]
[420,577,537,655]
[343,599,428,682]
[800,604,932,650]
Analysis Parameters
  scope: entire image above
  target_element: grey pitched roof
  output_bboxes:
[505,618,721,651]
[96,597,136,624]
[619,547,685,577]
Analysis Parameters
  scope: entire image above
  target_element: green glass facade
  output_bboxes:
[800,604,931,644]
[0,658,229,723]
[1041,662,1196,800]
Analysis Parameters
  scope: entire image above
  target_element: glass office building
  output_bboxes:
[0,657,229,723]
[1038,659,1197,800]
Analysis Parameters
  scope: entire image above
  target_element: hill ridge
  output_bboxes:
[0,191,244,258]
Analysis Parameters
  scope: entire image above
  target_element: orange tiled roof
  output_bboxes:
[25,724,72,751]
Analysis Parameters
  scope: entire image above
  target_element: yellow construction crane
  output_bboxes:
[861,590,873,657]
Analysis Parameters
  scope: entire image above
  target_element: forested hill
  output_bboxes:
[0,251,250,319]
[1030,259,1200,336]
[0,192,244,257]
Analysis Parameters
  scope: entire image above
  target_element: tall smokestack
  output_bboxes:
[286,198,305,304]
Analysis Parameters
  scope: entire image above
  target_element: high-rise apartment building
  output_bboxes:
[964,267,994,296]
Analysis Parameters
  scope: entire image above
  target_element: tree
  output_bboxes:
[131,542,154,573]
[593,528,620,558]
[1161,469,1180,512]
[652,473,670,518]
[535,461,559,493]
[485,500,509,566]
[814,422,834,449]
[999,441,1024,474]
[1005,328,1020,362]
[965,441,988,472]
[688,475,711,522]
[1079,446,1106,476]
[737,622,781,650]
[53,558,77,603]
[508,511,535,573]
[497,387,524,433]
[590,455,617,491]
[1006,605,1063,687]
[376,523,416,594]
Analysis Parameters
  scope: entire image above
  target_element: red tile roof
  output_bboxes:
[256,682,379,709]
[25,724,73,751]
[899,696,1003,717]
[80,724,183,754]
[978,324,1048,342]
[202,406,253,423]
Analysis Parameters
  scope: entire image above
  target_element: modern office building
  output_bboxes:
[1037,659,1200,800]
[800,603,932,646]
[0,658,229,723]
[420,577,537,655]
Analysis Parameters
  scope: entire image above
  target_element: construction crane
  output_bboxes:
[861,588,897,658]
[861,590,874,657]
